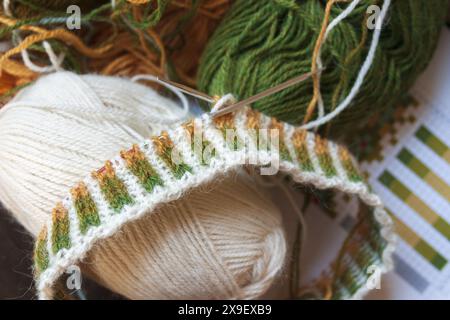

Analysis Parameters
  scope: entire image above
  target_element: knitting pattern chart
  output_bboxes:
[298,30,450,300]
[366,94,450,298]
[341,30,450,298]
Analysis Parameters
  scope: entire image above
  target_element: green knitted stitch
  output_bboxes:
[100,178,133,211]
[269,119,293,161]
[184,122,216,166]
[333,253,369,298]
[342,263,363,296]
[162,147,192,179]
[366,214,388,257]
[224,131,242,151]
[71,183,101,234]
[342,158,363,182]
[279,141,292,162]
[330,206,382,299]
[214,114,244,151]
[315,138,337,177]
[34,227,49,273]
[153,134,192,179]
[93,161,133,212]
[246,110,267,151]
[336,244,382,298]
[293,131,314,172]
[332,280,348,300]
[339,147,363,182]
[297,147,314,171]
[221,128,241,151]
[250,131,265,152]
[198,0,448,138]
[121,145,164,193]
[357,243,381,270]
[193,140,215,166]
[51,204,71,254]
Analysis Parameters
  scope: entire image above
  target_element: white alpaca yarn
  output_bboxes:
[0,72,287,299]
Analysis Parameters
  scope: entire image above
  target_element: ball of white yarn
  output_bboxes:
[0,72,186,234]
[84,171,286,299]
[0,72,286,299]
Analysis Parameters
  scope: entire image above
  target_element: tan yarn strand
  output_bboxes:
[2,59,36,78]
[303,0,349,124]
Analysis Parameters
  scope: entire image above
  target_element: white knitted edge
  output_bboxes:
[35,108,396,300]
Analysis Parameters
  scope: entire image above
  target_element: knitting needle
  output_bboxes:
[210,69,323,118]
[157,68,323,116]
[156,77,215,103]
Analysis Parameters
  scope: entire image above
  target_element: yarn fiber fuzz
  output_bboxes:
[198,0,448,136]
[0,72,287,299]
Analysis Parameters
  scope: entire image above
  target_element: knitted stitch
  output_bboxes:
[120,145,164,192]
[92,161,134,212]
[70,183,101,235]
[51,203,71,254]
[33,106,396,300]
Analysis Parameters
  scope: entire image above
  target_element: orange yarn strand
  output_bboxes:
[303,0,349,124]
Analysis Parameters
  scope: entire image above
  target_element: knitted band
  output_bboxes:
[33,107,396,300]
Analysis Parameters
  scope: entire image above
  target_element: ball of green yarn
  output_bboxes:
[198,0,448,136]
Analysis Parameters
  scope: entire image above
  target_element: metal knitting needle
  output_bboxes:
[156,77,215,103]
[210,69,323,118]
[157,68,323,116]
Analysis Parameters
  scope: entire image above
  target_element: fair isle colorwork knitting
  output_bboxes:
[0,72,287,300]
[34,105,396,300]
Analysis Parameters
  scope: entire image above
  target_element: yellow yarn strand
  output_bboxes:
[0,15,112,73]
[2,58,36,78]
